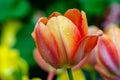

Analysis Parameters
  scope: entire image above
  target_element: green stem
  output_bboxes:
[90,69,96,80]
[67,68,74,80]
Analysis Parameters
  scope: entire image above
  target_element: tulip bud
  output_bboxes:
[32,8,102,69]
[96,35,120,79]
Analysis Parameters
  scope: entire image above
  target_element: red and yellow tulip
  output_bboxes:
[32,8,102,69]
[95,24,120,79]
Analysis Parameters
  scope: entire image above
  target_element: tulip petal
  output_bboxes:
[38,17,48,25]
[73,35,99,65]
[34,22,60,68]
[81,11,88,36]
[73,30,102,69]
[48,12,61,19]
[95,64,112,79]
[64,9,82,28]
[64,9,88,38]
[46,17,68,67]
[88,26,100,34]
[72,55,89,70]
[31,17,48,40]
[57,16,81,64]
[97,35,119,75]
[33,49,55,72]
[105,24,120,63]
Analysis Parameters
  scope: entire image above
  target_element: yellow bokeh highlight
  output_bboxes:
[58,69,86,80]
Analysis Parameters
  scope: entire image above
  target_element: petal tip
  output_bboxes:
[48,12,61,19]
[38,17,48,25]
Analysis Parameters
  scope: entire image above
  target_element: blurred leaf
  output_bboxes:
[19,58,28,76]
[0,0,16,9]
[11,0,30,18]
[0,7,11,22]
[108,0,120,4]
[1,21,22,47]
[0,0,30,22]
[45,2,68,16]
[15,21,36,66]
[77,0,108,16]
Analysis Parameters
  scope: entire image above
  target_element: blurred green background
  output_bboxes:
[0,0,120,80]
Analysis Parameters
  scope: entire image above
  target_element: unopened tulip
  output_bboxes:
[95,24,120,80]
[32,8,102,69]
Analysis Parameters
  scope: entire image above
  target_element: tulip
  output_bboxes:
[95,24,120,80]
[32,8,102,69]
[32,9,102,80]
